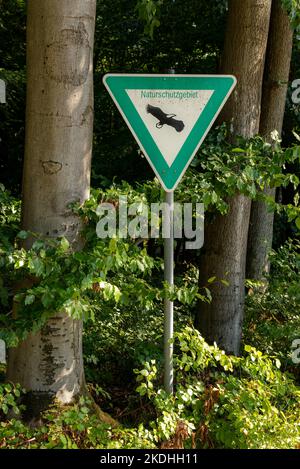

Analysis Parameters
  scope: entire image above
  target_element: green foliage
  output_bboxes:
[0,0,26,192]
[178,127,300,217]
[0,184,208,348]
[0,194,299,449]
[0,382,24,418]
[281,0,300,29]
[134,326,300,448]
[0,231,159,345]
[69,0,229,186]
[82,262,207,391]
[0,0,299,452]
[135,0,163,38]
[92,126,300,228]
[78,186,208,386]
[0,183,20,245]
[1,0,226,189]
[1,326,299,450]
[0,162,299,371]
[0,185,21,307]
[0,394,154,449]
[1,0,299,207]
[0,396,111,449]
[0,0,26,69]
[244,239,300,372]
[0,418,33,449]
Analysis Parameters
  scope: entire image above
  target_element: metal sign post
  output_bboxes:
[164,190,174,394]
[0,79,6,364]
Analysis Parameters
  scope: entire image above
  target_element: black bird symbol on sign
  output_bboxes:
[146,104,185,132]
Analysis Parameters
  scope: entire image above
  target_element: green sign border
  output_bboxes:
[103,74,236,191]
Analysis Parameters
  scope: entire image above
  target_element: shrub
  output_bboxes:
[134,326,300,449]
[244,239,300,375]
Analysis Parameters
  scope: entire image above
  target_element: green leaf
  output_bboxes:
[41,291,54,308]
[59,434,67,447]
[221,279,230,287]
[208,276,216,284]
[275,359,281,369]
[14,259,25,269]
[109,238,117,252]
[136,384,147,396]
[17,230,28,240]
[60,237,70,252]
[1,403,8,414]
[80,406,89,414]
[29,257,44,276]
[25,294,35,305]
[114,287,121,302]
[13,388,21,397]
[232,148,245,153]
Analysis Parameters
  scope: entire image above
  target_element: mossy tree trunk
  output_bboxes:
[196,0,272,354]
[246,0,294,281]
[7,0,96,412]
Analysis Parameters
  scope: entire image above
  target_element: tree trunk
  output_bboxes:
[246,0,293,281]
[196,0,272,355]
[7,0,96,411]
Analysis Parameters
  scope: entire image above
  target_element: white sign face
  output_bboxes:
[126,89,213,167]
[0,79,6,103]
[103,74,237,191]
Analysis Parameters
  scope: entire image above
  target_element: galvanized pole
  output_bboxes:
[164,190,174,394]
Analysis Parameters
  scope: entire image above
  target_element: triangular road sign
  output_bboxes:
[103,74,236,191]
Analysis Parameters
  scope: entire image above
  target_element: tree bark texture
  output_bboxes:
[7,0,96,406]
[246,0,293,281]
[196,0,272,355]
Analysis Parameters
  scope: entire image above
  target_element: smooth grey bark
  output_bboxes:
[196,0,272,354]
[7,0,96,408]
[246,0,294,281]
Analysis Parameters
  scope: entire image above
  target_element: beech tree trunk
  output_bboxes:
[7,0,96,410]
[195,0,272,354]
[246,0,293,281]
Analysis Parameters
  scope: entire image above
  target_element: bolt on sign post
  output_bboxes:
[103,74,237,394]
